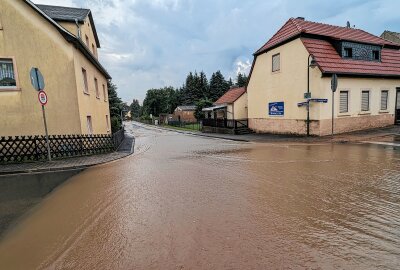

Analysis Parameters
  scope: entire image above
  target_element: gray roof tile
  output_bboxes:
[36,4,90,22]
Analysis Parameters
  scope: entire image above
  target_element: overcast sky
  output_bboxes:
[34,0,400,103]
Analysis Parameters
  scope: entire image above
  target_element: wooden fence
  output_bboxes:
[0,129,125,164]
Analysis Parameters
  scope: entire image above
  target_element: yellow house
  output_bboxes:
[0,0,112,136]
[247,17,400,136]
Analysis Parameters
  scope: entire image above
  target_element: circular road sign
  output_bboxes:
[38,90,48,106]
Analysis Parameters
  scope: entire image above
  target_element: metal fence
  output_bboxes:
[202,119,248,129]
[0,128,125,164]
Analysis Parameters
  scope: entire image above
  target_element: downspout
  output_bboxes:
[75,19,81,38]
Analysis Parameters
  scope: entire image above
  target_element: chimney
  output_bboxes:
[296,17,305,20]
[346,21,351,28]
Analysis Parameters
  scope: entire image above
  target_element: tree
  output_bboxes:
[130,99,141,118]
[107,80,124,132]
[209,71,230,101]
[141,86,180,117]
[194,98,213,120]
[236,73,248,87]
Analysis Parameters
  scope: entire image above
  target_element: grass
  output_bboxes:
[165,123,201,132]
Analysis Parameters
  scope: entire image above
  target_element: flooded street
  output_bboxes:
[0,123,399,269]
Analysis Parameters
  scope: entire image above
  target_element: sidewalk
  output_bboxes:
[0,127,135,175]
[134,121,400,144]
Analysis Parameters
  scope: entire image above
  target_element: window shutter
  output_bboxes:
[339,91,349,113]
[380,91,388,110]
[272,54,280,72]
[361,91,370,111]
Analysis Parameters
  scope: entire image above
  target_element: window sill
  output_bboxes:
[379,110,389,114]
[96,96,100,99]
[337,113,351,117]
[0,87,21,92]
[84,91,90,96]
[359,111,371,115]
[271,70,281,74]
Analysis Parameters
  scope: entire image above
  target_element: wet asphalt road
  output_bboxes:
[0,123,399,269]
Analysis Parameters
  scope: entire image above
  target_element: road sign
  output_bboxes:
[304,92,311,99]
[30,67,45,91]
[38,90,48,105]
[269,102,284,116]
[297,102,308,107]
[310,98,328,103]
[331,74,338,92]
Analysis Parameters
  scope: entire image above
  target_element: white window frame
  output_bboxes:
[94,77,99,99]
[82,68,89,94]
[360,90,370,112]
[103,84,108,101]
[87,115,93,134]
[339,90,350,114]
[380,90,389,111]
[0,57,19,91]
[272,53,280,72]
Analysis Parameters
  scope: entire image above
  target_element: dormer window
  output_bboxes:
[373,50,380,61]
[344,48,353,58]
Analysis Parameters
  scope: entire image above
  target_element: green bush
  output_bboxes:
[111,116,121,133]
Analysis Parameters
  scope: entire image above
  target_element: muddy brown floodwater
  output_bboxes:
[0,123,399,269]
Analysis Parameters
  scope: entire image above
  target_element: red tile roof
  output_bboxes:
[256,18,398,55]
[215,87,246,104]
[302,38,400,76]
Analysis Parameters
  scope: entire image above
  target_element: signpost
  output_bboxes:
[31,67,51,161]
[331,74,338,136]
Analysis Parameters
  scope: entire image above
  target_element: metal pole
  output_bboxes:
[307,55,311,137]
[42,105,51,161]
[332,91,334,136]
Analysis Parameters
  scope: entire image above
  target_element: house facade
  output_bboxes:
[173,106,197,122]
[247,18,400,136]
[0,0,111,136]
[203,87,248,120]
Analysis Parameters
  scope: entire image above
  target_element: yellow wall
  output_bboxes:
[0,0,110,136]
[0,0,81,136]
[233,92,248,119]
[80,17,98,57]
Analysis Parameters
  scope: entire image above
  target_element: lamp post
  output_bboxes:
[307,54,317,136]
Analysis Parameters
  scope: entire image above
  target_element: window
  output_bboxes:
[103,84,107,101]
[82,68,89,94]
[373,50,380,61]
[92,44,96,56]
[86,116,93,134]
[339,90,349,113]
[106,115,110,132]
[0,59,16,88]
[272,53,280,72]
[381,90,388,110]
[94,77,99,98]
[344,48,353,58]
[361,90,370,111]
[85,35,89,47]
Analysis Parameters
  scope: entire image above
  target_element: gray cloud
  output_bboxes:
[35,0,400,103]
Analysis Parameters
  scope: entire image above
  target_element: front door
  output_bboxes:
[396,88,400,124]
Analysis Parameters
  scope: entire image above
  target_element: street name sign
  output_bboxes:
[310,98,328,103]
[38,90,48,105]
[297,102,308,107]
[30,67,45,91]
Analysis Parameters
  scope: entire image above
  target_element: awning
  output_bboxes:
[202,104,227,112]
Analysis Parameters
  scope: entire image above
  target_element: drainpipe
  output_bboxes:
[75,19,81,38]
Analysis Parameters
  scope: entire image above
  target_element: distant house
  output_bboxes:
[173,105,197,122]
[203,87,247,120]
[247,17,400,136]
[0,1,111,136]
[381,31,400,44]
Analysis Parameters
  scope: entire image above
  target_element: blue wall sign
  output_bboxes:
[269,102,284,116]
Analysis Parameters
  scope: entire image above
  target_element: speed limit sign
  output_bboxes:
[38,90,48,106]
